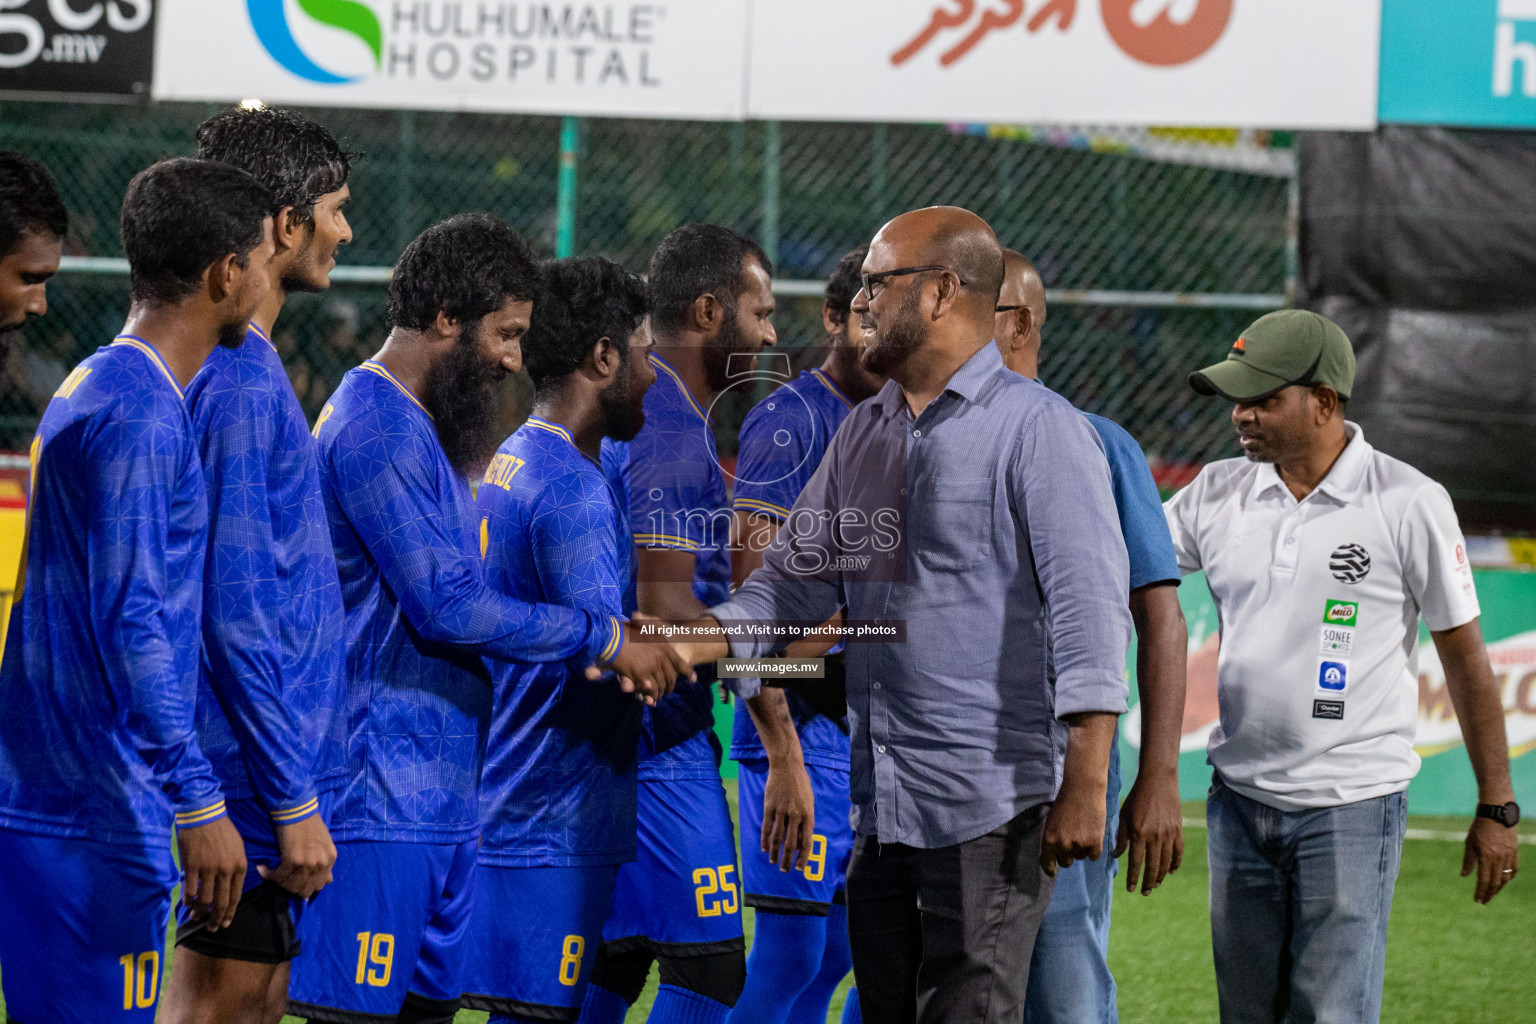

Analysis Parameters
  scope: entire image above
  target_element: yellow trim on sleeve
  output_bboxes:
[270,797,321,823]
[600,616,624,663]
[734,497,791,520]
[175,800,228,827]
[633,532,701,552]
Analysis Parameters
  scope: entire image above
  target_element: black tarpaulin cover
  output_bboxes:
[1299,128,1536,529]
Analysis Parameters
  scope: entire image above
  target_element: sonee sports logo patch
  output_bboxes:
[1329,544,1372,584]
[1313,699,1345,720]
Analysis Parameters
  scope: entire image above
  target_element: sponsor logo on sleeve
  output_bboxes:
[1313,699,1345,720]
[1318,660,1349,692]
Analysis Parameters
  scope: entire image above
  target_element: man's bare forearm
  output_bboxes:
[746,689,804,766]
[1129,583,1187,779]
[1435,619,1515,804]
[1060,711,1118,800]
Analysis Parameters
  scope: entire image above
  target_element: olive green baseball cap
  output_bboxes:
[1190,310,1356,402]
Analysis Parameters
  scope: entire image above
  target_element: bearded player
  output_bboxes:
[462,256,657,1024]
[580,225,777,1024]
[726,246,883,1024]
[287,217,688,1024]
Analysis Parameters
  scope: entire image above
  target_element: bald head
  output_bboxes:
[869,206,1005,315]
[996,249,1048,378]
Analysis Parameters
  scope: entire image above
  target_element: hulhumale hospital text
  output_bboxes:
[386,3,668,86]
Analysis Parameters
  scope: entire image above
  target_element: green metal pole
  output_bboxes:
[556,116,581,259]
[761,120,781,268]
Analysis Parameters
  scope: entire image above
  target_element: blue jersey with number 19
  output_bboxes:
[315,362,618,844]
[0,337,226,842]
[476,417,641,867]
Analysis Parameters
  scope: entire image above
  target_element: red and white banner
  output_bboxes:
[746,0,1381,128]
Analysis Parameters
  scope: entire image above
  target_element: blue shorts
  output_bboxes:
[0,829,177,1024]
[461,864,619,1021]
[287,838,477,1019]
[174,791,336,963]
[737,759,854,915]
[603,775,744,954]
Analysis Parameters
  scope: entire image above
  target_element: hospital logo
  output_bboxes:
[247,0,382,84]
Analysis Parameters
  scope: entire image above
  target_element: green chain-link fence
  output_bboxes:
[0,101,1293,475]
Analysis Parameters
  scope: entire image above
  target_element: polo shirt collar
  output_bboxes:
[868,339,1003,419]
[1252,421,1372,505]
[1314,421,1371,503]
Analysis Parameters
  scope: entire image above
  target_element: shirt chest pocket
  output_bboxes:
[912,477,995,573]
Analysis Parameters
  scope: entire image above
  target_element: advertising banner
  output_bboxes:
[1380,0,1536,127]
[1121,569,1536,815]
[0,0,156,98]
[746,0,1381,128]
[152,0,748,119]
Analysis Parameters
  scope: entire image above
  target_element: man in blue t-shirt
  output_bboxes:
[0,159,274,1024]
[165,105,356,1024]
[580,226,777,1024]
[462,256,657,1024]
[725,247,885,1024]
[995,249,1189,1024]
[287,217,689,1024]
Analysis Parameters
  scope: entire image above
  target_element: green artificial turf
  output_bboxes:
[4,796,1531,1023]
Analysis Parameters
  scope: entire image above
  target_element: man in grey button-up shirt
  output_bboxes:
[670,207,1132,1023]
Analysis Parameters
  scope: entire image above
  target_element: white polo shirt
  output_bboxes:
[1164,423,1479,811]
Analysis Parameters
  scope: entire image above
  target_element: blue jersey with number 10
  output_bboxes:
[0,337,226,843]
[476,417,641,867]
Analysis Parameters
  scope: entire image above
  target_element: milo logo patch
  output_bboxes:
[1325,600,1358,627]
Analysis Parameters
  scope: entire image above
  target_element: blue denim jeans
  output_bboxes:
[1207,775,1407,1024]
[1022,743,1122,1024]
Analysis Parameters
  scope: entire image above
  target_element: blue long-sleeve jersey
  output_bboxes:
[183,324,347,825]
[476,418,640,867]
[608,352,730,781]
[0,336,226,843]
[730,367,855,771]
[315,361,618,843]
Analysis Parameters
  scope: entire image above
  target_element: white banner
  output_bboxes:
[746,0,1381,129]
[152,0,747,119]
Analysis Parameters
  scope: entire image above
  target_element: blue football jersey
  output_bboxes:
[615,353,731,780]
[0,336,225,842]
[476,418,641,867]
[730,368,855,771]
[183,324,347,825]
[315,362,618,844]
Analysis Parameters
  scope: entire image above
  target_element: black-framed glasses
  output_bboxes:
[995,304,1025,313]
[861,265,964,302]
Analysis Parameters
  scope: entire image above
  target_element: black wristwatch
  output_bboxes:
[1476,802,1521,827]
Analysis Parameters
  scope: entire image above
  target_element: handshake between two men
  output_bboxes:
[590,612,1119,884]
